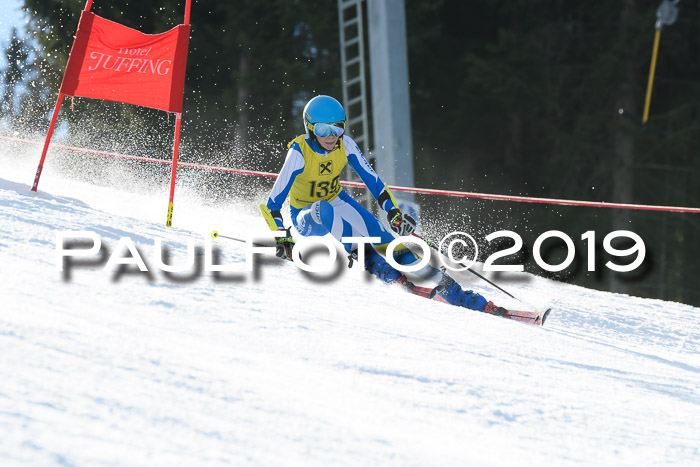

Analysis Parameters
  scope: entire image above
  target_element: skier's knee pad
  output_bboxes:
[364,247,402,284]
[296,200,334,236]
[310,200,334,231]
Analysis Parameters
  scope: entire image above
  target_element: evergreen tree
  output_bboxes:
[18,0,700,305]
[1,28,29,123]
[20,0,340,169]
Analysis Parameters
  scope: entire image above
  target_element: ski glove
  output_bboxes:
[387,208,417,236]
[275,228,294,261]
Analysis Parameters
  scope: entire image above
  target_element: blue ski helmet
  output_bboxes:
[303,95,346,137]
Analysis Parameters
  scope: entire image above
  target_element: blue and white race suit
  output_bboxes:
[264,133,487,310]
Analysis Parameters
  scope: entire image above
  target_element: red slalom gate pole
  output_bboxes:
[31,0,91,192]
[184,0,192,25]
[166,113,182,227]
[165,1,192,226]
[31,93,64,192]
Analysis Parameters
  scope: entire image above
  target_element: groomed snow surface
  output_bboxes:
[1,143,699,466]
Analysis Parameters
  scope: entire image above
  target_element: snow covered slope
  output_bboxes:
[1,148,699,466]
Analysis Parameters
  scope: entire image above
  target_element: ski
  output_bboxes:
[230,210,552,325]
[433,292,551,326]
[396,276,439,299]
[493,308,551,326]
[405,283,439,299]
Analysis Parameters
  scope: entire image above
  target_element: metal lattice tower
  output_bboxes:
[338,0,372,206]
[338,0,370,152]
[338,0,415,211]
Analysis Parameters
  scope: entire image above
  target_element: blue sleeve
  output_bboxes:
[266,143,305,229]
[343,136,397,212]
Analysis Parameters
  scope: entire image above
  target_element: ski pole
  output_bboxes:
[211,230,269,247]
[643,0,680,124]
[411,232,526,304]
[211,230,246,243]
[212,230,297,263]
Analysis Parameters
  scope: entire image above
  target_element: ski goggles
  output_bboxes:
[311,122,345,138]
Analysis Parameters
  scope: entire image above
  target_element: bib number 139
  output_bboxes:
[309,176,340,198]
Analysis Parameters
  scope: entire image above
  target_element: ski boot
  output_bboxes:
[363,247,403,283]
[437,274,488,311]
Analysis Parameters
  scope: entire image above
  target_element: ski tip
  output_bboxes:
[429,284,444,299]
[541,308,552,325]
[259,204,279,231]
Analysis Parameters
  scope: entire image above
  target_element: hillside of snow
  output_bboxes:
[1,141,699,466]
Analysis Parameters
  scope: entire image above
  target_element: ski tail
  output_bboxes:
[406,283,439,299]
[397,276,439,299]
[499,308,551,326]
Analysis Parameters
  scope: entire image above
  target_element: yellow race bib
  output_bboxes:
[288,135,348,209]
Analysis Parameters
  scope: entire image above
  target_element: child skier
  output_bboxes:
[264,95,504,314]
